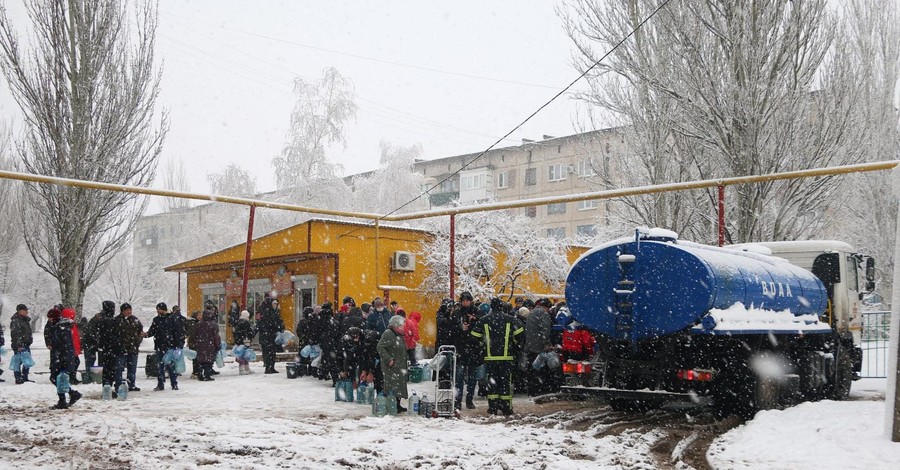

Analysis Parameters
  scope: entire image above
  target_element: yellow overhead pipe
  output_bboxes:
[0,169,384,220]
[381,160,899,221]
[1,160,896,222]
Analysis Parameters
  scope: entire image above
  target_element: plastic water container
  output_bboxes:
[101,384,112,401]
[117,384,128,401]
[356,383,368,404]
[372,393,387,417]
[419,393,434,418]
[385,392,398,416]
[408,366,424,383]
[409,391,420,416]
[90,366,104,384]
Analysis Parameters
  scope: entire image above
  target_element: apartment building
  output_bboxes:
[411,128,624,240]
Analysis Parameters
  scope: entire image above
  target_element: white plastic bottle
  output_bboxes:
[409,391,419,416]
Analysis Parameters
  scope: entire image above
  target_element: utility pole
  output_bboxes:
[888,169,900,442]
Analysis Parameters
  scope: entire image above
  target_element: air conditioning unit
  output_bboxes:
[392,251,416,272]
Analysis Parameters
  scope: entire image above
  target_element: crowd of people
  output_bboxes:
[1,291,594,416]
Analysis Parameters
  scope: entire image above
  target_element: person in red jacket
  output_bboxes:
[61,309,82,384]
[561,323,595,361]
[403,311,421,365]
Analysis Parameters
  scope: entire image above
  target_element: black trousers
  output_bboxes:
[485,361,514,415]
[100,352,118,386]
[261,341,276,370]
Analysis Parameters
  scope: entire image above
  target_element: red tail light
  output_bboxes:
[575,362,591,374]
[676,369,714,382]
[562,363,576,374]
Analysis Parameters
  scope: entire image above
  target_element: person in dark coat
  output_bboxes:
[342,306,365,337]
[452,292,485,410]
[0,317,5,382]
[60,309,82,385]
[233,309,256,345]
[48,310,82,409]
[192,309,221,381]
[295,307,313,346]
[365,298,392,335]
[377,315,409,412]
[340,327,363,382]
[145,302,186,391]
[115,303,144,392]
[360,329,383,393]
[256,298,285,374]
[313,302,341,384]
[525,298,554,396]
[10,304,34,384]
[183,310,200,378]
[94,300,124,389]
[78,315,95,380]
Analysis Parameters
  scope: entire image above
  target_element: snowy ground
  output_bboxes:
[1,338,898,469]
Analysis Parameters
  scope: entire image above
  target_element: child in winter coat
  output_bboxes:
[232,310,256,375]
[403,311,421,366]
[48,308,82,409]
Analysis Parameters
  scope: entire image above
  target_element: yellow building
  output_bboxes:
[165,218,587,347]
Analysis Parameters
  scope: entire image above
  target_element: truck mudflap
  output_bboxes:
[559,386,713,406]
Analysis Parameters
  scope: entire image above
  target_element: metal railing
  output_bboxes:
[861,311,891,378]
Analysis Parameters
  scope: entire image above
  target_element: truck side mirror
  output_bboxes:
[865,257,876,282]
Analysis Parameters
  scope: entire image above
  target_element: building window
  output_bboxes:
[460,174,486,191]
[576,160,596,177]
[547,227,566,240]
[576,224,598,238]
[525,207,536,218]
[548,164,567,182]
[547,203,567,215]
[439,178,458,193]
[577,200,599,211]
[496,172,508,189]
[525,168,537,186]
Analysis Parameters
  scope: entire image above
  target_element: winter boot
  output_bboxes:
[454,399,462,411]
[51,393,68,410]
[68,390,82,406]
[466,398,476,409]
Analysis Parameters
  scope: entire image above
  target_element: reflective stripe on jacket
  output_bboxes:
[470,311,523,361]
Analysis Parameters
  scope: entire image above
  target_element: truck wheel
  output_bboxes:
[826,344,852,401]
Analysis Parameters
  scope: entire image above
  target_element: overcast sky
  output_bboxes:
[0,0,590,206]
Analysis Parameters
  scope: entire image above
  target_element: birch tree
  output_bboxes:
[207,162,256,198]
[352,140,427,214]
[0,0,167,317]
[562,0,865,243]
[0,136,21,318]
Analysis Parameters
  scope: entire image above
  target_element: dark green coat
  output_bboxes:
[377,328,409,399]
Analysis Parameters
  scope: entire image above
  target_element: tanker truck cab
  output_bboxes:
[563,229,877,417]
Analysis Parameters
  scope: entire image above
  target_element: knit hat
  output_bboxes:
[490,297,503,312]
[240,310,250,320]
[47,308,62,321]
[478,303,491,315]
[62,308,76,320]
[518,307,530,318]
[459,291,474,302]
[120,302,132,312]
[101,300,116,315]
[156,302,168,311]
[388,315,405,330]
[16,303,27,311]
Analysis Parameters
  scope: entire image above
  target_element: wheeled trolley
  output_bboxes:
[434,345,457,418]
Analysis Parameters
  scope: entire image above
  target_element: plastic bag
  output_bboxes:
[215,349,225,369]
[19,351,35,368]
[0,346,7,357]
[173,352,186,375]
[245,349,257,361]
[8,352,20,371]
[310,354,322,368]
[275,330,294,347]
[428,354,446,372]
[181,348,198,361]
[544,352,561,369]
[56,372,71,394]
[162,349,176,365]
[220,341,227,352]
[300,344,321,359]
[475,364,487,381]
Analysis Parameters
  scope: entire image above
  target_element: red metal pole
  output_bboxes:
[449,214,456,300]
[717,185,725,247]
[240,206,256,309]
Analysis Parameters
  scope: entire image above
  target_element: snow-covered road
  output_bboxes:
[1,341,897,469]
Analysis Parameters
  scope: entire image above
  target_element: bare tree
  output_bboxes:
[0,130,21,318]
[162,158,191,212]
[352,140,427,213]
[0,0,168,317]
[207,162,256,197]
[563,0,866,243]
[272,67,357,189]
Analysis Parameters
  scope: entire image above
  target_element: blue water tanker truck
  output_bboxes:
[562,228,876,416]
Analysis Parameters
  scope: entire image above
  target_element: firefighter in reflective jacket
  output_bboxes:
[470,298,524,415]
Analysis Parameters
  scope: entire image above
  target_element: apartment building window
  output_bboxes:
[439,178,458,193]
[548,164,567,182]
[547,203,567,215]
[547,227,566,240]
[525,168,537,186]
[525,207,536,218]
[577,200,598,211]
[496,172,508,189]
[576,160,596,177]
[460,173,486,191]
[576,224,598,238]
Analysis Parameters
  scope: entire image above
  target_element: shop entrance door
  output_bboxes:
[293,275,317,330]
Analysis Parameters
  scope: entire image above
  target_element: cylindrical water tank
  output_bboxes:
[565,236,828,341]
